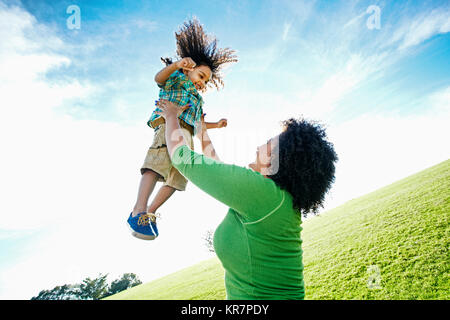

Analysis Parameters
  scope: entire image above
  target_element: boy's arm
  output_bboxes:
[154,63,179,86]
[205,119,227,129]
[154,57,196,85]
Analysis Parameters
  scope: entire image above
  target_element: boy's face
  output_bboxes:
[183,65,212,92]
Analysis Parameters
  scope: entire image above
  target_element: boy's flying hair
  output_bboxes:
[161,17,238,90]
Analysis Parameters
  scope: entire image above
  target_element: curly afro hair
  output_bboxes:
[161,17,238,90]
[267,118,338,217]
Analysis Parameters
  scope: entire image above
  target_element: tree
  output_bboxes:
[31,284,81,300]
[107,273,142,296]
[31,272,143,300]
[203,229,215,253]
[79,273,109,300]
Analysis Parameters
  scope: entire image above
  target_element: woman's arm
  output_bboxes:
[157,101,190,158]
[197,114,221,162]
[157,100,221,161]
[156,99,284,222]
[199,130,220,162]
[172,145,284,221]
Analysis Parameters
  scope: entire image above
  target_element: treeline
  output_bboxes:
[31,273,141,300]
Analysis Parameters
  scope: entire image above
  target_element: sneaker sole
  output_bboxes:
[131,231,157,241]
[127,221,157,241]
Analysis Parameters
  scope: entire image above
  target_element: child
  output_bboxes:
[127,18,238,240]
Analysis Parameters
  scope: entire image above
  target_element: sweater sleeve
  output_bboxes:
[172,145,284,223]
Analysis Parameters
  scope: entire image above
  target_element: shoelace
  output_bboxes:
[137,213,161,226]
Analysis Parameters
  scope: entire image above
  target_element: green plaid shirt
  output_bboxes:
[147,70,203,132]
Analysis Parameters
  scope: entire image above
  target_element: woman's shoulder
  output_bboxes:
[234,165,287,205]
[241,166,282,191]
[240,169,297,225]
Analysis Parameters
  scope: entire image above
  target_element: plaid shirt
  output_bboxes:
[147,70,203,133]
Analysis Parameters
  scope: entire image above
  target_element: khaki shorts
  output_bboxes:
[141,121,194,191]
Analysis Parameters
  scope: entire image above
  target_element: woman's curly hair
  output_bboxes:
[267,118,338,217]
[161,18,238,90]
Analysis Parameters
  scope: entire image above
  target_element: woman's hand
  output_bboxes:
[154,99,190,120]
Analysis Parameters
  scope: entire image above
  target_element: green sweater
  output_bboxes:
[172,145,305,300]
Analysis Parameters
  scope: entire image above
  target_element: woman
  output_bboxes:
[155,99,338,300]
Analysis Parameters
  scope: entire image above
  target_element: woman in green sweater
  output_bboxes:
[153,99,338,300]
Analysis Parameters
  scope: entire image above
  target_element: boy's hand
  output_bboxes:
[176,57,196,71]
[217,118,228,128]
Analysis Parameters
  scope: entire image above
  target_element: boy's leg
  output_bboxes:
[132,169,161,217]
[147,185,176,214]
[144,124,192,215]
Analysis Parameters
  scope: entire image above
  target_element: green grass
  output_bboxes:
[105,256,226,300]
[106,160,450,300]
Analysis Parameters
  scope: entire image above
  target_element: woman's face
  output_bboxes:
[249,135,279,176]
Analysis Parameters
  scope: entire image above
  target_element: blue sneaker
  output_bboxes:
[127,212,159,240]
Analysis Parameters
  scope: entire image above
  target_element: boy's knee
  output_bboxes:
[142,168,162,179]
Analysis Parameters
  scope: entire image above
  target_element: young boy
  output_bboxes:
[127,18,237,240]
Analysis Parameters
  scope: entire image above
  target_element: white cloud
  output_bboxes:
[0,3,216,299]
[288,4,449,119]
[343,10,366,30]
[134,19,158,32]
[203,81,450,216]
[1,1,449,300]
[324,86,450,210]
[280,0,316,25]
[282,21,292,41]
[385,8,450,50]
[400,9,450,49]
[427,85,450,114]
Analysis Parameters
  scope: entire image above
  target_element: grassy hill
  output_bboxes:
[106,160,449,300]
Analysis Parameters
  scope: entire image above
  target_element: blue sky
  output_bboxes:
[14,0,450,124]
[0,0,449,299]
